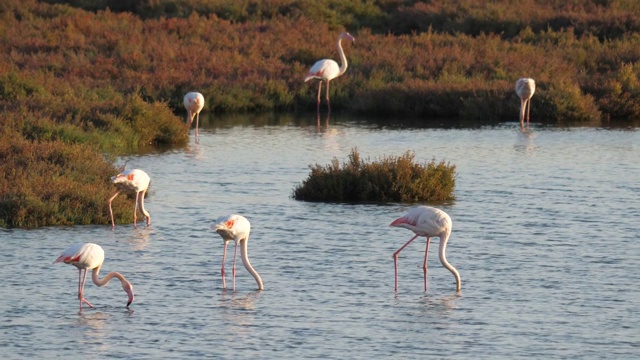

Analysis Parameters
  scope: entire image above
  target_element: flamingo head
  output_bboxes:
[389,217,411,227]
[340,32,355,45]
[123,281,134,307]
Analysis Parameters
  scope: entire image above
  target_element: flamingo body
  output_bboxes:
[108,169,151,229]
[184,92,205,142]
[390,206,461,293]
[516,78,536,127]
[54,243,134,310]
[212,214,264,291]
[304,32,355,114]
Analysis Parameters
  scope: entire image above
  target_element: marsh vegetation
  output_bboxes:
[1,0,639,227]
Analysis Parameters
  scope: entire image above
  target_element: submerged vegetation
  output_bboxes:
[293,149,456,203]
[1,0,639,227]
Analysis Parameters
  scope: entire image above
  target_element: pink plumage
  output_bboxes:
[390,206,461,293]
[212,214,264,291]
[108,168,151,229]
[515,78,536,128]
[304,32,355,114]
[184,92,205,143]
[54,243,134,310]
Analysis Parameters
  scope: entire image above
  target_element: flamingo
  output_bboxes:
[212,214,264,291]
[516,78,536,128]
[304,32,355,114]
[54,243,134,310]
[108,169,151,229]
[390,206,461,293]
[184,92,205,143]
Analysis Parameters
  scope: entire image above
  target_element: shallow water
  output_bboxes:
[2,113,639,359]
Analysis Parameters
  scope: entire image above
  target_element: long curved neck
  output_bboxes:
[337,38,349,77]
[240,237,264,290]
[139,190,150,218]
[92,266,130,288]
[438,231,461,292]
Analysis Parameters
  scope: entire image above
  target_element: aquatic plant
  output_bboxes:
[292,148,456,203]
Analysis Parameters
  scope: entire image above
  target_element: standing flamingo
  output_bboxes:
[304,32,355,114]
[108,169,151,229]
[212,214,264,291]
[390,206,461,293]
[516,78,536,128]
[184,92,205,143]
[54,243,134,310]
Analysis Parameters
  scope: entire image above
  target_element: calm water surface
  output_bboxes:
[1,113,639,359]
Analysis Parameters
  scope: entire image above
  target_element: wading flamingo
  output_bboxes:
[212,214,264,291]
[184,92,205,143]
[54,243,134,310]
[304,32,355,114]
[390,206,461,293]
[516,78,536,128]
[108,169,150,229]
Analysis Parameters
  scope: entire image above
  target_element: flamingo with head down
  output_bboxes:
[184,92,205,143]
[212,214,264,291]
[54,243,134,310]
[108,169,150,229]
[516,78,536,128]
[390,206,461,293]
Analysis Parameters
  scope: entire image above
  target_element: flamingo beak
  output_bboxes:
[125,288,135,307]
[389,217,409,227]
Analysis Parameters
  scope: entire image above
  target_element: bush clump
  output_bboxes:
[0,135,136,228]
[292,148,456,203]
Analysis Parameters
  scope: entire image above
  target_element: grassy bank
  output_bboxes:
[1,0,639,227]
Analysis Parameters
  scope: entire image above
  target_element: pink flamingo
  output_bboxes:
[54,243,134,310]
[184,92,205,143]
[304,32,355,114]
[108,169,151,229]
[390,206,461,293]
[212,214,264,291]
[516,78,536,128]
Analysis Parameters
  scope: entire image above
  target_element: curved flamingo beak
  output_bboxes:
[125,287,135,307]
[390,217,409,227]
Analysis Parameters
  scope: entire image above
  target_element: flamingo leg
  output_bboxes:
[187,110,193,126]
[133,191,142,228]
[195,112,200,143]
[393,234,420,292]
[325,80,331,114]
[423,237,431,292]
[316,81,322,114]
[221,241,228,289]
[519,98,526,127]
[232,241,240,291]
[108,190,121,229]
[526,97,531,125]
[78,269,95,309]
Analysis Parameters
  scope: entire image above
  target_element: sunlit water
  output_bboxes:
[1,113,639,359]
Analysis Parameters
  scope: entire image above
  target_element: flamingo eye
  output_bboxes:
[226,220,235,228]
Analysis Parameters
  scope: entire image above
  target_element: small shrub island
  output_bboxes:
[293,148,456,203]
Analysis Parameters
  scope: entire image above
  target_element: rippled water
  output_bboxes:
[2,113,639,359]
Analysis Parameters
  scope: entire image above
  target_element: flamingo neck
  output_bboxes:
[337,38,349,77]
[92,266,130,288]
[438,232,461,292]
[240,237,264,290]
[139,190,150,219]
